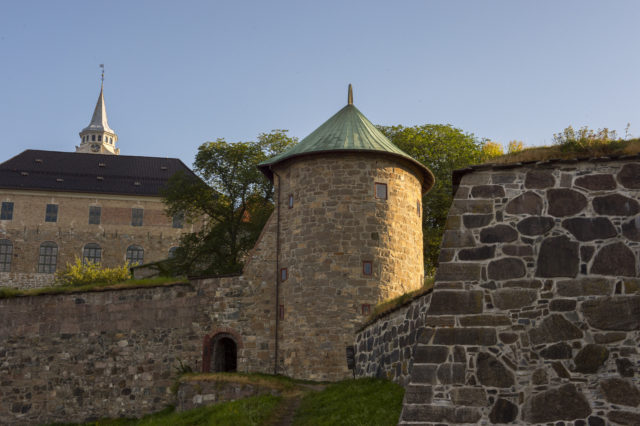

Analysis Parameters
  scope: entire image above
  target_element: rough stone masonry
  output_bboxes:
[398,158,640,425]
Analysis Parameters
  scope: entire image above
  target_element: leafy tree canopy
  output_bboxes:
[377,124,496,274]
[162,130,297,275]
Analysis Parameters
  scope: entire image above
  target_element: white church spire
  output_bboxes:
[76,65,119,155]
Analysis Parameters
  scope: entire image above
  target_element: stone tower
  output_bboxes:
[76,79,119,155]
[258,86,434,380]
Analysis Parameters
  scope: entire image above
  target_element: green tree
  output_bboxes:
[162,130,297,275]
[377,124,489,275]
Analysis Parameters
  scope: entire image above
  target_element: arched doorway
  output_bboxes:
[211,334,237,372]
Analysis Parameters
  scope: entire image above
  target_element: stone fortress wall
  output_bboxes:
[273,153,425,380]
[393,158,640,424]
[0,191,190,289]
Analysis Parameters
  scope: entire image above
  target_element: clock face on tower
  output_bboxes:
[90,143,100,152]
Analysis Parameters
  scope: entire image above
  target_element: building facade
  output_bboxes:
[0,85,197,288]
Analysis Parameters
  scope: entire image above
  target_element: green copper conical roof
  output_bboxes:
[258,88,434,193]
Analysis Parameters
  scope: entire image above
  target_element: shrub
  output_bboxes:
[553,125,623,153]
[55,257,131,287]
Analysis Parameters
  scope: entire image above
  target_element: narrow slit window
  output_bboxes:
[417,200,421,217]
[1,202,14,220]
[89,206,101,225]
[288,194,294,209]
[45,204,58,222]
[279,304,285,320]
[280,268,288,282]
[375,182,387,200]
[361,304,371,316]
[131,208,144,226]
[363,261,373,276]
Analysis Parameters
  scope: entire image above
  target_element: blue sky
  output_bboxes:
[1,1,638,165]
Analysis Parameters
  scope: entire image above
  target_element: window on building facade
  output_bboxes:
[38,242,58,273]
[288,194,294,209]
[0,239,12,272]
[280,268,288,282]
[363,261,373,276]
[126,245,144,265]
[172,212,184,229]
[417,200,421,217]
[45,204,58,222]
[92,135,96,141]
[361,304,371,316]
[168,246,178,258]
[375,182,387,200]
[1,202,14,220]
[83,243,102,264]
[89,206,101,225]
[98,135,102,141]
[131,208,144,226]
[279,304,285,320]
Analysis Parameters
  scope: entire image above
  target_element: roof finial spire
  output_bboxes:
[348,84,353,105]
[99,64,104,86]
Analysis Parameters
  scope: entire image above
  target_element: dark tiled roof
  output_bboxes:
[0,150,197,196]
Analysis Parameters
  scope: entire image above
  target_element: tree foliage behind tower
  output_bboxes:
[162,130,297,275]
[377,124,495,275]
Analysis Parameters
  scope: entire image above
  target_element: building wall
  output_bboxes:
[0,190,193,288]
[400,159,640,425]
[273,153,425,381]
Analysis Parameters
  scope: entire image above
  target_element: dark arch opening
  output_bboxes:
[211,335,237,372]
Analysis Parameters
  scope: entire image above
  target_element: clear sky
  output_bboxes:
[1,1,639,165]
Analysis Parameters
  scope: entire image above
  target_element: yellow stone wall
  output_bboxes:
[0,190,194,288]
[273,153,425,380]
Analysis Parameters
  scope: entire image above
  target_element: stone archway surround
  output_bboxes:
[202,327,243,373]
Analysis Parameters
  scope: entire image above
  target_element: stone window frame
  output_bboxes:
[374,182,388,200]
[361,304,371,316]
[0,239,12,272]
[363,261,373,276]
[45,204,58,223]
[172,211,184,229]
[288,194,294,209]
[89,206,101,225]
[37,241,58,273]
[126,245,144,265]
[1,202,14,220]
[83,243,102,264]
[280,267,288,282]
[131,207,144,227]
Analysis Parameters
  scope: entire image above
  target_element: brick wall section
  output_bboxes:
[0,191,193,288]
[354,291,432,387]
[274,153,425,381]
[400,159,640,425]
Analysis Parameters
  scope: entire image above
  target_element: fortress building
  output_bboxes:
[0,81,198,288]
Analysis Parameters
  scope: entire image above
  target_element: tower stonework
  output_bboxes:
[259,89,434,380]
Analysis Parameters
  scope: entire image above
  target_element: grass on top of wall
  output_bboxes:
[486,138,640,165]
[362,276,434,327]
[294,378,405,426]
[49,394,282,426]
[0,276,188,299]
[177,371,324,392]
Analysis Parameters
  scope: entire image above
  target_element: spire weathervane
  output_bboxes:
[348,84,353,105]
[100,64,104,84]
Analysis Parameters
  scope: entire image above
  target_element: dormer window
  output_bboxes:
[35,158,43,163]
[20,172,28,176]
[98,163,106,167]
[160,165,168,171]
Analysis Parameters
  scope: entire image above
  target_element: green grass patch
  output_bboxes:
[362,277,434,327]
[0,276,188,299]
[178,371,319,392]
[293,378,404,426]
[50,394,282,426]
